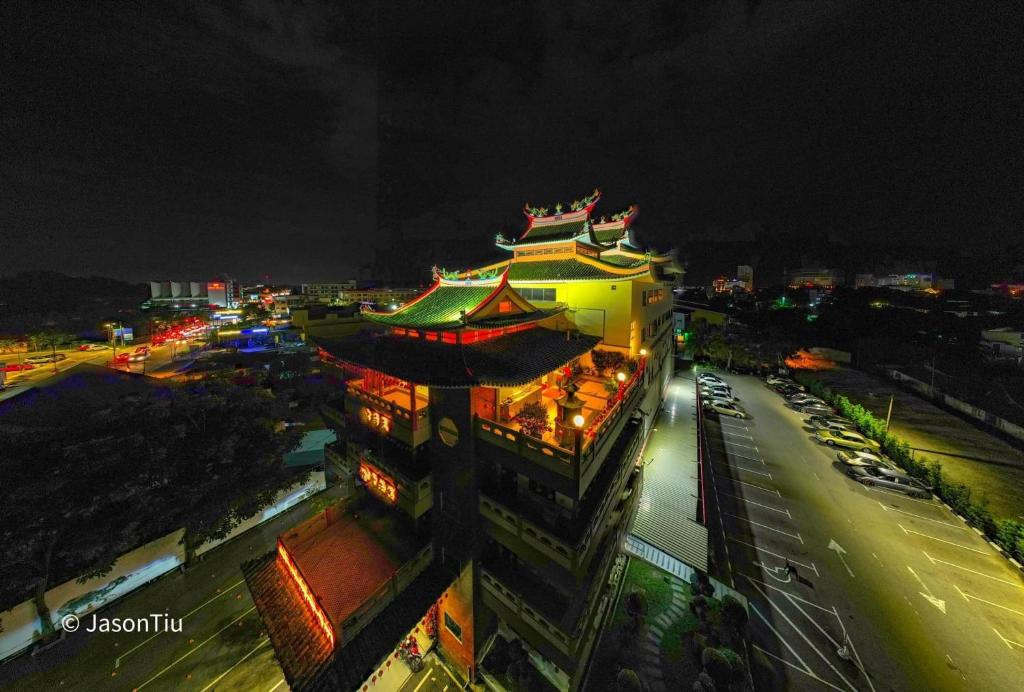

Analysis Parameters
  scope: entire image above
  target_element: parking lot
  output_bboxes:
[696,368,1024,691]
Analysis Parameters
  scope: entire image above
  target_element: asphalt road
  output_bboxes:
[1,340,193,400]
[0,485,347,692]
[696,367,1024,692]
[397,653,463,692]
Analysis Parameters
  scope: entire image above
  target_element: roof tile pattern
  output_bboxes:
[363,284,495,329]
[317,328,600,387]
[508,258,649,282]
[521,219,587,241]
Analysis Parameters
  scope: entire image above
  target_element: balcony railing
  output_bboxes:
[346,388,431,448]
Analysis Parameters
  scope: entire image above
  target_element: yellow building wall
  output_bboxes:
[512,277,672,356]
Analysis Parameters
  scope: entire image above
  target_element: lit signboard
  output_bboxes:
[360,407,392,434]
[359,461,397,504]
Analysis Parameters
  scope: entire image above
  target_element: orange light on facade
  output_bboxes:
[359,460,398,504]
[360,407,393,434]
[277,541,335,648]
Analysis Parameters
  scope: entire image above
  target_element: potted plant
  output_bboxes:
[514,402,551,439]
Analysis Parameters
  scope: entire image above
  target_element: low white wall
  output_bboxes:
[0,528,186,661]
[194,470,325,557]
[887,369,1024,443]
[1,472,327,662]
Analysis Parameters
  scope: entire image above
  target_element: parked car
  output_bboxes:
[697,373,727,385]
[808,415,852,430]
[836,450,892,467]
[815,429,881,451]
[773,384,805,396]
[112,353,131,364]
[701,387,736,402]
[771,381,805,392]
[128,352,150,362]
[704,400,747,418]
[25,353,68,364]
[794,402,834,415]
[846,465,932,498]
[0,363,36,372]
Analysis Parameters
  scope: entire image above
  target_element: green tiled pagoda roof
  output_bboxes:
[508,258,650,282]
[362,284,496,328]
[520,219,587,241]
[599,254,649,268]
[592,227,626,244]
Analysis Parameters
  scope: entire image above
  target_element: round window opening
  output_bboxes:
[438,417,459,447]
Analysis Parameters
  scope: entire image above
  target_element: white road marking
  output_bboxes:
[724,439,760,451]
[725,477,782,496]
[748,580,860,692]
[721,430,755,440]
[711,461,772,478]
[200,637,270,692]
[719,492,791,517]
[992,627,1024,650]
[749,605,814,675]
[724,512,803,542]
[924,552,1024,588]
[877,501,967,529]
[872,552,884,567]
[718,420,750,431]
[267,680,286,692]
[906,566,946,613]
[898,523,989,554]
[728,537,820,575]
[136,606,257,690]
[954,585,1024,616]
[413,669,433,692]
[827,539,855,578]
[114,578,247,667]
[742,575,835,615]
[750,644,848,692]
[860,484,935,505]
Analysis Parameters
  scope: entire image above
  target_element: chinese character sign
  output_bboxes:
[359,461,397,504]
[360,407,393,434]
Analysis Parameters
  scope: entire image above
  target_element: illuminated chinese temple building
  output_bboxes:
[246,190,681,691]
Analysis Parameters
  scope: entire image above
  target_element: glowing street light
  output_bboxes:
[572,413,585,428]
[639,348,647,357]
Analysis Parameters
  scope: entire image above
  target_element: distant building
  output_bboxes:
[144,277,239,309]
[290,304,367,340]
[338,286,422,307]
[991,282,1024,298]
[980,328,1024,361]
[785,268,843,290]
[855,273,954,291]
[300,281,359,303]
[737,265,754,291]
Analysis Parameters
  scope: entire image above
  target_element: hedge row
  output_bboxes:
[797,376,1024,564]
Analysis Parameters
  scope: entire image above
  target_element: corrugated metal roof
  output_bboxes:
[628,377,708,572]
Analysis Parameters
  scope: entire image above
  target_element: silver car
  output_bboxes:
[847,465,932,499]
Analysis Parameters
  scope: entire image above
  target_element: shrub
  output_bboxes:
[702,647,733,688]
[796,373,1024,563]
[514,402,551,439]
[721,595,748,633]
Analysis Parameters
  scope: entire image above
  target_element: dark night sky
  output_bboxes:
[2,1,1022,283]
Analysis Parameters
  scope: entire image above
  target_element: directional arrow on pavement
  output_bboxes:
[907,566,946,613]
[828,538,855,577]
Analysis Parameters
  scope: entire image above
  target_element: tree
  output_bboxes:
[592,348,627,375]
[0,377,304,634]
[702,648,733,689]
[615,669,643,692]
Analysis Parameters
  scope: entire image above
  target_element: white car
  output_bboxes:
[836,450,889,467]
[701,387,735,402]
[698,374,727,386]
[765,375,793,386]
[704,400,747,418]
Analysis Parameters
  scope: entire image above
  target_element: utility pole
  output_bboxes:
[885,395,894,432]
[929,352,937,395]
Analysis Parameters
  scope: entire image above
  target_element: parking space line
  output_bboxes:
[711,461,772,478]
[728,537,819,575]
[992,627,1024,650]
[878,501,967,529]
[751,644,848,692]
[749,606,814,676]
[898,524,989,554]
[954,585,1024,617]
[721,430,754,440]
[720,492,791,517]
[742,575,835,615]
[718,421,750,431]
[709,446,765,464]
[725,477,781,496]
[748,581,859,692]
[725,439,760,451]
[724,513,803,542]
[924,552,1024,588]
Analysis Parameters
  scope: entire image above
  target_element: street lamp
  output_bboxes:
[616,371,626,400]
[639,348,647,357]
[573,413,585,454]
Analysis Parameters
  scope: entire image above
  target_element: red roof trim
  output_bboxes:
[465,268,511,318]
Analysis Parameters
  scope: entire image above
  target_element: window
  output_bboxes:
[499,299,514,313]
[444,612,462,642]
[519,287,556,302]
[642,288,664,306]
